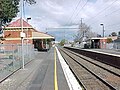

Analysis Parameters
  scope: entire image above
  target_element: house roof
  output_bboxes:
[7,18,32,28]
[32,31,54,39]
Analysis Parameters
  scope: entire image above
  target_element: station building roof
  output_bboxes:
[32,31,54,39]
[4,18,54,39]
[6,18,32,28]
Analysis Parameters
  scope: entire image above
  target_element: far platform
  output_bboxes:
[84,49,120,57]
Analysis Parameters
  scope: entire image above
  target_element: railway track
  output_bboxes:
[59,48,120,90]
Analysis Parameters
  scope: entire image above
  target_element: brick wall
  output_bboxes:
[3,28,33,44]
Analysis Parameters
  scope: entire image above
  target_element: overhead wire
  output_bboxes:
[88,3,120,30]
[65,0,120,37]
[104,8,120,18]
[100,2,120,29]
[106,22,120,28]
[68,0,118,37]
[66,0,82,26]
[70,0,89,25]
[106,27,120,32]
[55,0,83,40]
[87,0,118,25]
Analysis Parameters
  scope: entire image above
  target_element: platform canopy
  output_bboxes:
[90,37,107,40]
[32,31,54,39]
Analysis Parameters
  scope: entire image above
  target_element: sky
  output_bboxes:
[16,0,120,41]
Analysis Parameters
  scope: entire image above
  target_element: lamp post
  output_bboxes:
[21,0,26,69]
[27,18,31,22]
[26,18,31,59]
[100,23,105,37]
[26,17,31,43]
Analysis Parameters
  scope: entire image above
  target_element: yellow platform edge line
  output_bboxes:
[54,48,58,90]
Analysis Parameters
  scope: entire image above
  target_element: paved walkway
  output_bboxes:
[0,48,69,90]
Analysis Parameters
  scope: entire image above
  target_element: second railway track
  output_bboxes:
[59,47,120,90]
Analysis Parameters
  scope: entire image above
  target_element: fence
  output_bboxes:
[0,44,35,82]
[106,42,120,50]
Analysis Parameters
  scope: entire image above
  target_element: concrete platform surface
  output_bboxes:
[85,49,120,56]
[0,48,70,90]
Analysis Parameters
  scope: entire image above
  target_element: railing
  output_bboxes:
[0,44,35,82]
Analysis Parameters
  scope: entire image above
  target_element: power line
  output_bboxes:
[104,8,120,18]
[106,24,120,30]
[106,22,120,28]
[97,6,120,25]
[46,28,80,30]
[87,0,118,24]
[89,5,120,26]
[106,27,120,31]
[66,0,82,25]
[89,9,120,28]
[70,0,89,25]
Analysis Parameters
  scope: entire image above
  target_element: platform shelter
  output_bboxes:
[90,37,107,49]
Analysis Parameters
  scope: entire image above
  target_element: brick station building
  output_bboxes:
[1,18,54,50]
[3,18,33,44]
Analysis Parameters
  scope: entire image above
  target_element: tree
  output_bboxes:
[0,0,36,25]
[59,39,65,46]
[107,38,112,43]
[74,23,97,43]
[111,32,117,36]
[0,0,19,25]
[25,0,36,4]
[0,0,36,38]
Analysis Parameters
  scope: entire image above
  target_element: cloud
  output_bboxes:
[17,0,120,41]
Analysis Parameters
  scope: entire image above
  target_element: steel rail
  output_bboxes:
[60,48,116,90]
[65,48,120,77]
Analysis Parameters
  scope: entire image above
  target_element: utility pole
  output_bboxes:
[100,23,105,37]
[21,0,25,69]
[80,18,84,37]
[80,18,86,42]
[80,18,83,25]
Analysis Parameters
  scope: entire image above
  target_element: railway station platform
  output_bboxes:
[0,47,81,90]
[83,49,120,57]
[72,46,120,56]
[87,49,120,55]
